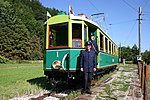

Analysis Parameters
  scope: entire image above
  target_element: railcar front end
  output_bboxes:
[44,14,119,86]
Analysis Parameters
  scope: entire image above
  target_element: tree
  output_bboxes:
[142,50,150,64]
[0,0,62,60]
[132,44,138,55]
[0,1,31,60]
[132,44,138,63]
[120,44,139,63]
[121,46,132,61]
[0,1,44,60]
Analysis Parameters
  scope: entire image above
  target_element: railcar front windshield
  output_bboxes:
[49,23,68,48]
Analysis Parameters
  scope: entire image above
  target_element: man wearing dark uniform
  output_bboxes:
[90,33,98,55]
[80,41,96,94]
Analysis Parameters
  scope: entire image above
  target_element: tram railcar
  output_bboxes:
[44,13,119,85]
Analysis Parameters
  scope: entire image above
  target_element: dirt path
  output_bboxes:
[75,65,143,100]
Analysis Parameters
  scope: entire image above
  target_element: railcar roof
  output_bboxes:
[48,15,118,47]
[70,15,118,47]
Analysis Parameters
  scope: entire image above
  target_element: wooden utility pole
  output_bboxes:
[141,62,144,90]
[137,7,142,78]
[143,64,149,100]
[138,7,142,57]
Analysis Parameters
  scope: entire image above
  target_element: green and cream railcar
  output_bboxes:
[44,14,118,82]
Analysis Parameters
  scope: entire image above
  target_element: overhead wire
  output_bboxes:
[122,20,137,44]
[139,0,150,52]
[141,0,149,24]
[87,0,144,46]
[143,17,150,21]
[87,0,110,34]
[87,0,100,12]
[143,20,150,25]
[142,0,149,11]
[143,11,150,14]
[140,0,146,7]
[122,0,138,12]
[111,19,136,26]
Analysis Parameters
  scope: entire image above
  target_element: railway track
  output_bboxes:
[29,71,116,100]
[30,91,67,100]
[28,79,83,100]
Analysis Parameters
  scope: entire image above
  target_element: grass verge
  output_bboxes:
[0,62,45,100]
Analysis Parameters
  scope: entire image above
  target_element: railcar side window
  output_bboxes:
[49,32,54,46]
[112,44,114,55]
[72,39,82,48]
[84,25,87,43]
[49,23,68,48]
[114,46,116,55]
[109,41,111,54]
[72,23,82,48]
[100,33,104,51]
[105,38,108,52]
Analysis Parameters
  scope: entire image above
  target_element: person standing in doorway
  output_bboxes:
[80,41,96,94]
[90,33,99,55]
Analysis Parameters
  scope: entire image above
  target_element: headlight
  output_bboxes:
[52,60,61,69]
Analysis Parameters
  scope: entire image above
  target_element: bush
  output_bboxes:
[0,55,10,63]
[125,61,133,64]
[11,60,43,64]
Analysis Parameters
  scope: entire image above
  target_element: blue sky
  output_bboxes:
[39,0,150,52]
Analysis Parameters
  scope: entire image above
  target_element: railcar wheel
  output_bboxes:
[49,79,57,88]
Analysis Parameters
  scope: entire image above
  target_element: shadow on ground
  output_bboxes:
[27,77,83,93]
[27,77,52,90]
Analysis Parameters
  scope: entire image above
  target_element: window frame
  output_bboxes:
[48,22,68,49]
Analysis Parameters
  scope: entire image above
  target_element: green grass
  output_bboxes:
[66,90,81,100]
[97,70,117,84]
[103,84,112,96]
[0,62,118,100]
[0,62,45,100]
